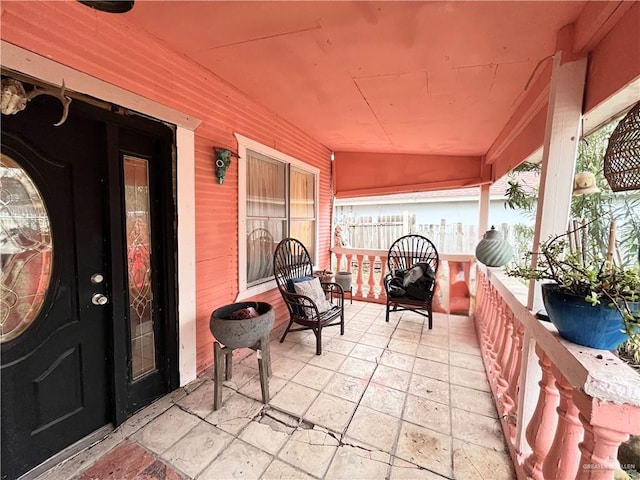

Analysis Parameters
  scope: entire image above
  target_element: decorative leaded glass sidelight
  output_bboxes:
[0,154,53,343]
[123,156,156,380]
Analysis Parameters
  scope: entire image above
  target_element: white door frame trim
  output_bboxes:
[1,41,200,386]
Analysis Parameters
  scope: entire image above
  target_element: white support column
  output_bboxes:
[478,183,491,240]
[527,50,587,311]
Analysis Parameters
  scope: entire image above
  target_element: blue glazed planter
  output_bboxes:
[541,283,631,350]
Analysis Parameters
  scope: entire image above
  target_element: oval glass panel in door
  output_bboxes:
[124,155,156,380]
[0,154,53,343]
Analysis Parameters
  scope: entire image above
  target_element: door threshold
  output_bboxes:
[19,424,114,480]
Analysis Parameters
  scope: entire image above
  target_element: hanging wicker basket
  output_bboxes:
[603,101,640,192]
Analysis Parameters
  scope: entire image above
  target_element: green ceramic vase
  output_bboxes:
[475,226,513,267]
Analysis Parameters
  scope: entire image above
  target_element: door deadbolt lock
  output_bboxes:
[91,273,104,284]
[91,293,109,306]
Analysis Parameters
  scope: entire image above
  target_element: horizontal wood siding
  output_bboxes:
[1,1,332,373]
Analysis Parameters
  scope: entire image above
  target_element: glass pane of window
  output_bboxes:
[291,167,315,219]
[291,220,315,260]
[247,219,285,285]
[0,154,53,343]
[124,156,156,380]
[246,150,287,286]
[247,150,286,218]
[291,167,315,259]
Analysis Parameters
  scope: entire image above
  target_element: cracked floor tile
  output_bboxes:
[395,421,453,478]
[452,438,515,480]
[132,406,200,455]
[198,439,272,479]
[390,457,451,479]
[325,444,391,479]
[277,428,340,478]
[160,420,233,478]
[239,420,291,455]
[204,392,264,435]
[261,459,315,480]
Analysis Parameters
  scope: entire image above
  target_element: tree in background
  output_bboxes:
[505,120,640,267]
[505,118,640,370]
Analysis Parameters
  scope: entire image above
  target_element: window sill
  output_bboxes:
[235,279,277,302]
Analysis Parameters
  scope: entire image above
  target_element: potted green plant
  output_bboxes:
[507,225,640,350]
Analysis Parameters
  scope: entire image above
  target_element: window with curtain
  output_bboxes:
[245,149,317,287]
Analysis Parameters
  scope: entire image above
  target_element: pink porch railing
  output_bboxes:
[476,265,640,480]
[330,247,475,313]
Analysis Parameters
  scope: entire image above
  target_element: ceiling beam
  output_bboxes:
[573,1,635,56]
[485,58,552,166]
[334,152,483,198]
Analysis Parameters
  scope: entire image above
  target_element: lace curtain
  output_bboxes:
[290,167,315,259]
[246,150,316,285]
[246,151,284,285]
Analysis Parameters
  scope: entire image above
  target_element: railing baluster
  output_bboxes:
[496,308,515,413]
[331,247,474,306]
[540,368,584,479]
[475,271,486,323]
[479,278,497,372]
[573,390,639,480]
[523,346,560,480]
[346,253,355,295]
[379,254,388,300]
[367,255,376,298]
[577,422,628,480]
[355,254,365,298]
[504,322,524,438]
[469,264,640,480]
[484,288,502,375]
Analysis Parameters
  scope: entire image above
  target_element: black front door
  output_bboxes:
[1,87,177,479]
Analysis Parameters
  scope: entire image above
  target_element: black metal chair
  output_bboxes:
[384,234,439,328]
[273,238,344,354]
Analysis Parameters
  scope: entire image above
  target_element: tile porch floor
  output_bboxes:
[36,301,515,480]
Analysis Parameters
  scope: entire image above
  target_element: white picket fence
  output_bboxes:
[336,215,518,255]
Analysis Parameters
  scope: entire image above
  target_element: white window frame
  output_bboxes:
[235,133,320,300]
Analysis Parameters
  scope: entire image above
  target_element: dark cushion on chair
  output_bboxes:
[286,276,313,293]
[286,276,313,315]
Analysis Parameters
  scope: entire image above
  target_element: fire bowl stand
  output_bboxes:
[213,337,272,411]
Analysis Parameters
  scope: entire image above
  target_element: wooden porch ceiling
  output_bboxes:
[125,1,589,157]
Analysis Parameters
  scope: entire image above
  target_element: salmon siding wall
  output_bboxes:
[1,2,332,373]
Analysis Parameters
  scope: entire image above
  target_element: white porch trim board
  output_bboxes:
[517,45,588,461]
[478,183,491,241]
[528,50,587,312]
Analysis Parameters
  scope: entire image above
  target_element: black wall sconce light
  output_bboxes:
[77,1,134,13]
[213,148,239,184]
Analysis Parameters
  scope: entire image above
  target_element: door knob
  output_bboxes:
[91,293,109,306]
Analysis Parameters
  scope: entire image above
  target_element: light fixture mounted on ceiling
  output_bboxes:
[77,1,134,13]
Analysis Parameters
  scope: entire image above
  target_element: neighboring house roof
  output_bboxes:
[335,172,539,205]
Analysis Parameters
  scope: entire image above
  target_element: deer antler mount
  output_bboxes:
[1,78,73,126]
